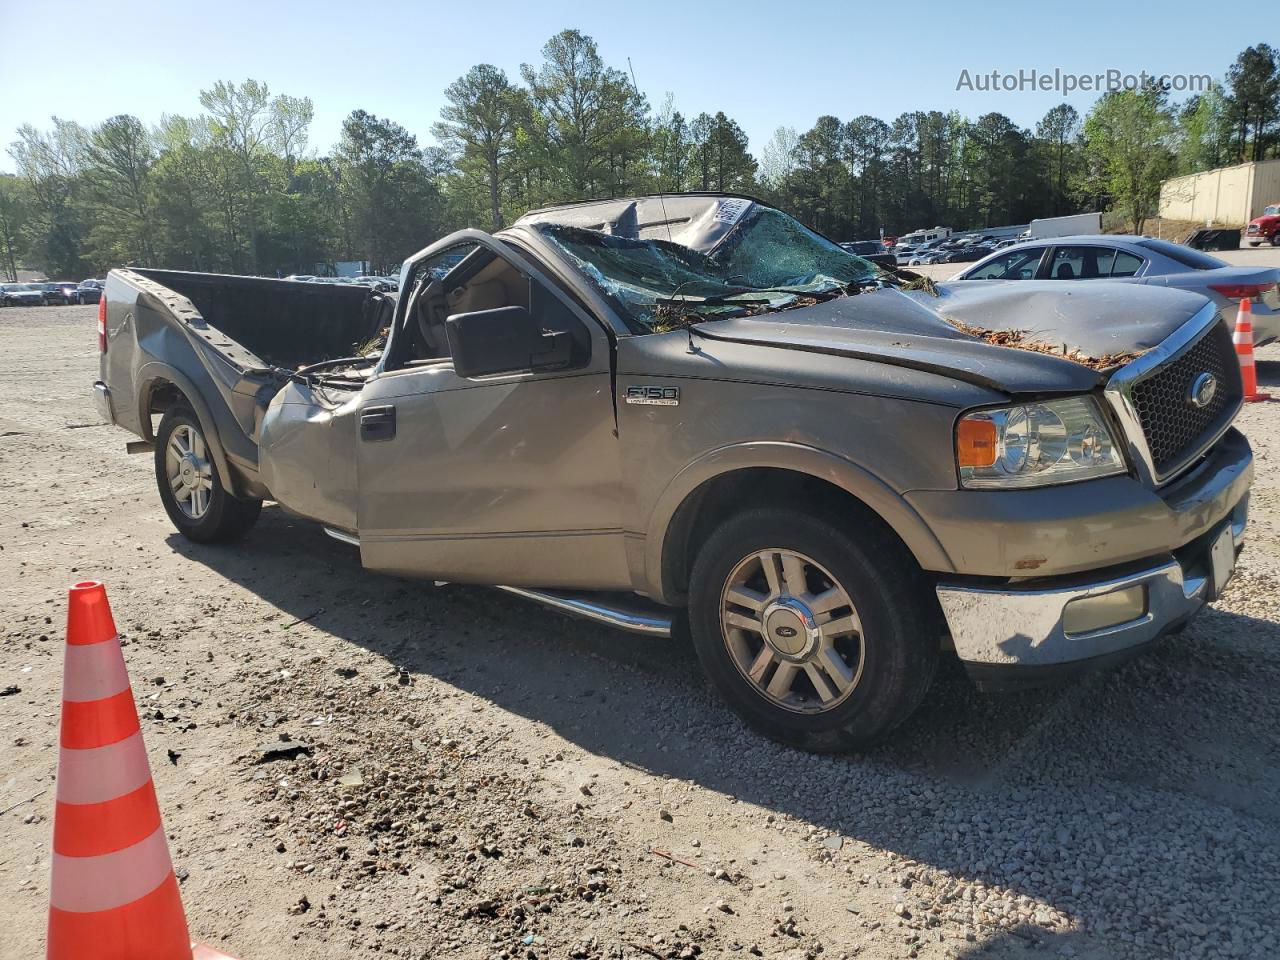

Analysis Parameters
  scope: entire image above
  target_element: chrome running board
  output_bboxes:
[493,586,673,638]
[324,527,361,547]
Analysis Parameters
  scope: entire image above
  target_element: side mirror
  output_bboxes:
[445,306,571,378]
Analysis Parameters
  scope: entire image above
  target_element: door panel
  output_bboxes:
[357,366,627,587]
[355,237,628,588]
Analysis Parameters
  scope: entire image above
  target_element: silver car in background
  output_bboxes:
[950,235,1280,345]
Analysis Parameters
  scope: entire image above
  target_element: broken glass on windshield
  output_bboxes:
[534,202,881,332]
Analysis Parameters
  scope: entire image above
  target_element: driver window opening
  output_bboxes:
[391,242,586,373]
[405,246,532,365]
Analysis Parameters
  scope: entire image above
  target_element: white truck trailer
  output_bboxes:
[1028,213,1103,239]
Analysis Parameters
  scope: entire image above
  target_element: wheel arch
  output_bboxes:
[135,362,240,497]
[645,442,955,605]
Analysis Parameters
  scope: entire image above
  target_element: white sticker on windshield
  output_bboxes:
[713,197,752,225]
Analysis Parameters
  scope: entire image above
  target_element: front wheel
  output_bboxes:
[687,508,937,752]
[155,406,261,543]
[1271,234,1280,247]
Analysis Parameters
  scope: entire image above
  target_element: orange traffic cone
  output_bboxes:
[1234,299,1272,403]
[48,581,240,960]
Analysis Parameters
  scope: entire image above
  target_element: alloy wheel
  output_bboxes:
[719,549,865,714]
[165,422,214,520]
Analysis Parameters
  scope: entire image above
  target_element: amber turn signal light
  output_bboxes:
[956,418,998,468]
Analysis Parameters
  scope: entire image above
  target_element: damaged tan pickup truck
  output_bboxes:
[93,193,1253,751]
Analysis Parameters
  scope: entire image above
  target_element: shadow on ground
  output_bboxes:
[167,506,1280,956]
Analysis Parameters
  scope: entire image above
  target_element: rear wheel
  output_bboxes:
[687,508,937,752]
[155,406,261,543]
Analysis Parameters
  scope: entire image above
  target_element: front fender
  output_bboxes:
[641,441,956,603]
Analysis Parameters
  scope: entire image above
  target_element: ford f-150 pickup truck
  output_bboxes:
[93,193,1253,751]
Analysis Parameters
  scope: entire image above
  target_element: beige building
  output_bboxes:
[1159,158,1280,225]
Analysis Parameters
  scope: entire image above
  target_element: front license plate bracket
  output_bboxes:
[1209,525,1236,600]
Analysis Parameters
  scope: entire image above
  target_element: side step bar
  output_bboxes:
[493,586,674,638]
[322,528,673,638]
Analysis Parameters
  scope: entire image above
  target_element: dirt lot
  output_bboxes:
[2,304,1279,960]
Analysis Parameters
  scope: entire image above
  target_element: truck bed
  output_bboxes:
[99,267,391,504]
[132,269,387,370]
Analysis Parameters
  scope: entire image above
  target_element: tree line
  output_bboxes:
[2,30,1278,282]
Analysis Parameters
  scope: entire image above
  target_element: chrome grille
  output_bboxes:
[1129,320,1241,476]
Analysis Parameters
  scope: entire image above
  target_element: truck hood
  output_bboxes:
[1250,214,1280,228]
[693,281,1209,395]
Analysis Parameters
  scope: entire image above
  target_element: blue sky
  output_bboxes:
[0,0,1272,172]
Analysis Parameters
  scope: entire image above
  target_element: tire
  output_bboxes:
[1270,234,1280,247]
[687,508,937,752]
[154,405,261,543]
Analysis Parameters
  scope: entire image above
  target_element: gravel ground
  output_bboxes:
[1,304,1278,960]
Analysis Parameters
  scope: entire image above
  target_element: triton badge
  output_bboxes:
[625,385,680,406]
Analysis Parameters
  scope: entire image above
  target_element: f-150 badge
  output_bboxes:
[625,385,680,406]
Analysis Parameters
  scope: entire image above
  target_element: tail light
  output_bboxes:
[1208,282,1277,302]
[97,293,107,353]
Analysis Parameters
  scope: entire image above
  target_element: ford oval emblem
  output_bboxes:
[774,626,798,639]
[1188,372,1217,409]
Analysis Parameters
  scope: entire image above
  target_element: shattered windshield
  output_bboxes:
[534,203,881,332]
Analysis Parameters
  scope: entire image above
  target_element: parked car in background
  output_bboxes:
[1246,204,1280,247]
[352,275,400,292]
[908,245,947,266]
[838,241,896,269]
[951,235,1280,345]
[839,240,885,255]
[38,282,73,305]
[76,280,104,304]
[1,283,49,307]
[942,244,993,263]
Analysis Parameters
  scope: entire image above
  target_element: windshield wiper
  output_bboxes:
[659,287,844,309]
[712,277,890,303]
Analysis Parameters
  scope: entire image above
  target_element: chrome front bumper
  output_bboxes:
[937,497,1248,672]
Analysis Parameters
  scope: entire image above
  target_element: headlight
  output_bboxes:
[956,396,1126,489]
